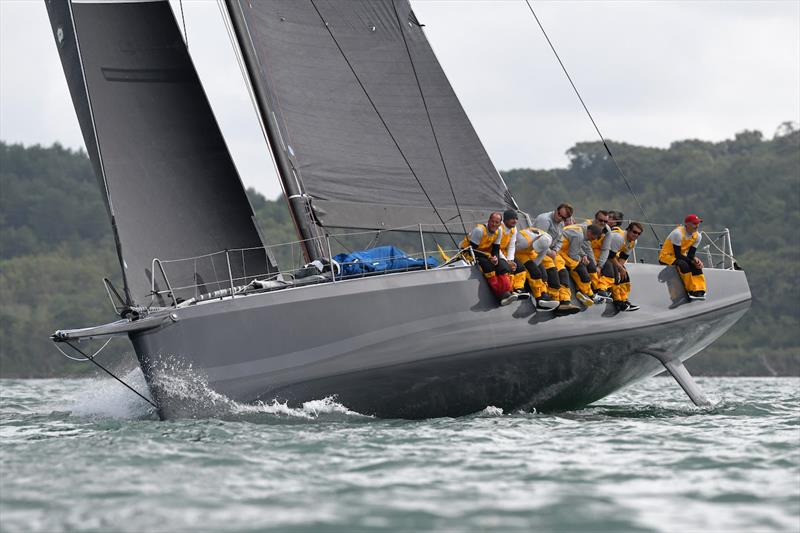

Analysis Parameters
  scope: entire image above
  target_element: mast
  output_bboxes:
[223,0,325,262]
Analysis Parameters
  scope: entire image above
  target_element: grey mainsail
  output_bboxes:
[45,0,275,306]
[225,0,516,236]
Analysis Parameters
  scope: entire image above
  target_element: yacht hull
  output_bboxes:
[130,264,750,418]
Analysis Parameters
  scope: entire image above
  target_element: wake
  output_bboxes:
[67,365,369,422]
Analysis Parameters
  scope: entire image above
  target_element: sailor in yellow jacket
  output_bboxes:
[533,203,580,315]
[513,227,558,310]
[659,214,706,300]
[498,210,528,300]
[584,210,613,299]
[559,223,605,307]
[461,212,517,306]
[608,221,644,312]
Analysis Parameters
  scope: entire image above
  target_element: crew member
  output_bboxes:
[559,223,605,306]
[499,210,526,299]
[658,214,706,300]
[595,210,626,302]
[584,210,612,299]
[514,227,558,310]
[533,203,580,315]
[608,222,644,312]
[461,212,516,306]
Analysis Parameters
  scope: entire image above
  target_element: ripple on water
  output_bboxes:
[0,376,798,532]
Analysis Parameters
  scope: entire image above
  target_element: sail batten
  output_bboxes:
[47,0,274,305]
[226,0,515,232]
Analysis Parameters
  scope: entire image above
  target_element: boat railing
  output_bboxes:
[608,221,738,270]
[145,221,738,309]
[147,223,469,307]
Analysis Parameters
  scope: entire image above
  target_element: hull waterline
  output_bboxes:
[129,263,750,419]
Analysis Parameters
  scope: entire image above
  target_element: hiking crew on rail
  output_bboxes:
[462,207,709,312]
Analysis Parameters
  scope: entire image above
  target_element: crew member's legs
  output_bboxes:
[561,252,596,306]
[511,258,528,293]
[477,255,509,302]
[611,263,639,312]
[541,254,561,301]
[588,257,613,295]
[674,258,706,297]
[554,255,572,303]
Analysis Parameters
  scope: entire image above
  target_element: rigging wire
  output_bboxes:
[179,0,189,46]
[523,0,660,244]
[63,341,158,409]
[309,0,460,248]
[391,2,468,238]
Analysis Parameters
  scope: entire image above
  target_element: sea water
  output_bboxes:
[1,375,798,532]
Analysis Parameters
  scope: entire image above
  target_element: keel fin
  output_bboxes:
[644,350,711,407]
[662,359,711,407]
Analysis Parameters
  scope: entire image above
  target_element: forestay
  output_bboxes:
[226,0,516,232]
[46,0,274,306]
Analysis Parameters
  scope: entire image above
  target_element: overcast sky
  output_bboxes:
[1,0,798,199]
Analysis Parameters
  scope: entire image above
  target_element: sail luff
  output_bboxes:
[46,0,275,305]
[224,0,325,262]
[46,0,134,305]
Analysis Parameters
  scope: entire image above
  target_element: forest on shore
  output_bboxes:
[1,125,798,377]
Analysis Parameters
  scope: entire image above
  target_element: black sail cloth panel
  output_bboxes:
[230,0,515,231]
[46,0,272,306]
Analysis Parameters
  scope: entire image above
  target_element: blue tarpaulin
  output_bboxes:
[333,246,438,277]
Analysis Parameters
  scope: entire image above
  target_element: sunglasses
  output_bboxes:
[630,230,642,236]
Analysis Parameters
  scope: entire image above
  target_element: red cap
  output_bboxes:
[684,214,702,225]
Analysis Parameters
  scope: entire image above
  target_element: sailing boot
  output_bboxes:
[594,289,612,302]
[500,292,519,306]
[576,291,594,307]
[555,301,581,315]
[535,293,559,311]
[623,301,640,311]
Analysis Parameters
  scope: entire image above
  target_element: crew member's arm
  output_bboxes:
[506,232,516,262]
[597,235,612,268]
[580,238,593,264]
[467,227,483,250]
[532,233,552,266]
[551,231,564,253]
[688,232,703,268]
[490,231,501,264]
[607,233,625,274]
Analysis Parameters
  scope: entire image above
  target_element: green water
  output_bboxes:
[1,376,798,532]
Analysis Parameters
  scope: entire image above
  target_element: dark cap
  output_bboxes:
[503,209,518,222]
[684,214,702,225]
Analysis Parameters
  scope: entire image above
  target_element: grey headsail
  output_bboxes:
[225,0,516,234]
[45,0,275,306]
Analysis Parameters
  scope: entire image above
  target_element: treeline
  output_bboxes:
[1,127,798,377]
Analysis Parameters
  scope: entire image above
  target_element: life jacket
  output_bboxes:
[499,224,517,256]
[559,224,584,258]
[619,235,637,257]
[659,225,699,264]
[517,227,541,251]
[590,236,604,260]
[461,224,499,254]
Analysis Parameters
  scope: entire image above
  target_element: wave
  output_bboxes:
[67,363,370,423]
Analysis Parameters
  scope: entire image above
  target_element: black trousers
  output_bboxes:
[674,257,703,275]
[545,266,569,289]
[477,255,511,276]
[515,258,546,281]
[570,262,592,283]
